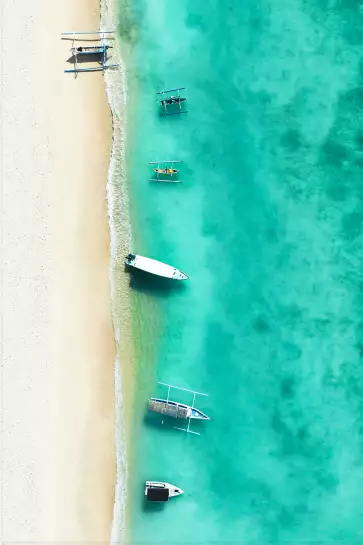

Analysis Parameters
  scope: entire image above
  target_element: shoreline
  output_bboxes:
[101,0,133,539]
[2,0,121,541]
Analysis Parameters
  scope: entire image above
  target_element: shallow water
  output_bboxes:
[118,0,363,542]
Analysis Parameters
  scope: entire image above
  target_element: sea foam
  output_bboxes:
[100,0,130,541]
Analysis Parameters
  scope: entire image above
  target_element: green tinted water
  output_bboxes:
[119,0,363,542]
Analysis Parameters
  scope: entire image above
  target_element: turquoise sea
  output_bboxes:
[118,0,363,543]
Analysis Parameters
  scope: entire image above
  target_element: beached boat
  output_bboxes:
[145,481,184,502]
[149,397,210,421]
[125,253,188,280]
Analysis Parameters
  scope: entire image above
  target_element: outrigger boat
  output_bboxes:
[156,88,188,116]
[149,160,183,183]
[145,481,184,503]
[154,167,178,175]
[61,31,119,77]
[149,382,210,435]
[125,253,188,280]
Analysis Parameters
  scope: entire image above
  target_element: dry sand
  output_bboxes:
[1,0,117,542]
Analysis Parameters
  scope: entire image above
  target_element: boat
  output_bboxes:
[149,397,210,421]
[148,382,210,435]
[153,167,179,175]
[156,88,188,116]
[148,160,183,183]
[161,96,187,106]
[72,45,112,55]
[62,31,120,76]
[145,481,184,503]
[125,253,188,280]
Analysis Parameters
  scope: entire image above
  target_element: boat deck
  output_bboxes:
[149,399,189,419]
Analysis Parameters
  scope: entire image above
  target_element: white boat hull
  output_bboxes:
[125,254,188,280]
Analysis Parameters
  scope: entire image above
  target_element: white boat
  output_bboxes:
[125,253,188,280]
[145,481,184,502]
[149,382,210,435]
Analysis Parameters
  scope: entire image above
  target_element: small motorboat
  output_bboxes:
[125,253,188,280]
[145,481,184,502]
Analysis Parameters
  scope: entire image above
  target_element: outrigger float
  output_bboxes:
[61,31,119,77]
[145,481,184,503]
[156,88,188,116]
[149,160,183,183]
[125,253,188,280]
[149,382,210,435]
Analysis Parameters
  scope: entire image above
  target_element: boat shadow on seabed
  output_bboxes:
[125,265,188,299]
[66,53,109,65]
[142,411,208,437]
[141,494,167,514]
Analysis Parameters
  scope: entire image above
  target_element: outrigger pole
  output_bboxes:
[64,65,119,74]
[148,161,184,163]
[156,87,186,94]
[62,31,116,35]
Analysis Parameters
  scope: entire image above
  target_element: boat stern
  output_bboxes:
[124,253,136,266]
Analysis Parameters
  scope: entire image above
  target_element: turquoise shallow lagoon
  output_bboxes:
[118,0,363,542]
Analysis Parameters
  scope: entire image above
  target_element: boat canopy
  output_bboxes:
[147,487,170,502]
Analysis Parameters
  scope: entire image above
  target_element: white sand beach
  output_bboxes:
[1,0,117,542]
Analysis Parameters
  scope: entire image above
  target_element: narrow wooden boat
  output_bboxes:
[149,398,210,420]
[153,168,179,175]
[148,382,210,435]
[72,45,112,55]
